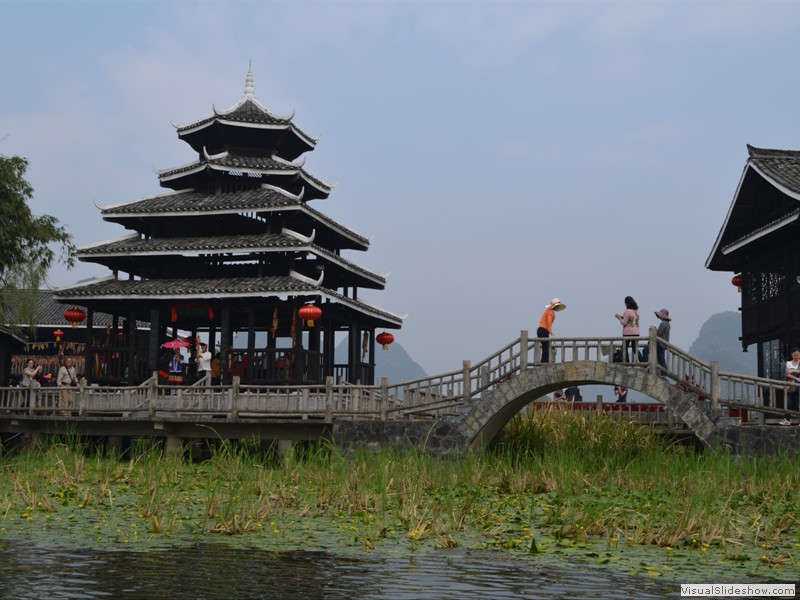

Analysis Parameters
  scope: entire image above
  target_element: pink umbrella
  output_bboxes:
[161,339,191,349]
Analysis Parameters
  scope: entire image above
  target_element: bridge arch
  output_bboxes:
[455,361,720,451]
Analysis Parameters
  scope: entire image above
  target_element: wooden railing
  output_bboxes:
[1,329,797,425]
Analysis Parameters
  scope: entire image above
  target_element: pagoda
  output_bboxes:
[54,70,403,385]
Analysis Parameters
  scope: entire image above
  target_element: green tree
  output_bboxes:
[0,153,75,325]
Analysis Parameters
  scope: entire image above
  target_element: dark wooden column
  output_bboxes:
[85,309,94,381]
[148,307,160,376]
[247,305,257,382]
[220,307,232,384]
[293,306,305,383]
[347,322,359,383]
[126,310,136,384]
[323,319,334,380]
[368,328,376,385]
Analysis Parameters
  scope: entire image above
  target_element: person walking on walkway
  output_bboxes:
[615,296,640,362]
[537,298,565,363]
[56,357,79,415]
[20,359,42,408]
[196,342,212,384]
[781,347,800,426]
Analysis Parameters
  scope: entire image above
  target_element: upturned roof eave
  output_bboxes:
[707,153,800,270]
[77,237,387,288]
[177,117,317,151]
[706,161,752,271]
[155,160,332,196]
[99,189,369,250]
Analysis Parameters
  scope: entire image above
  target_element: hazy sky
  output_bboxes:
[2,0,797,375]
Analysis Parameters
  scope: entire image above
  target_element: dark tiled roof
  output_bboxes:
[157,155,330,197]
[178,98,288,131]
[101,188,291,215]
[159,154,295,178]
[54,276,315,298]
[177,96,316,147]
[80,232,305,255]
[3,289,120,327]
[747,145,800,195]
[99,189,370,249]
[53,277,402,325]
[78,233,386,287]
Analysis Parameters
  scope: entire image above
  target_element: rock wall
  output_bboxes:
[331,417,468,457]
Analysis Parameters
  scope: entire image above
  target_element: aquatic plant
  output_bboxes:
[0,414,798,582]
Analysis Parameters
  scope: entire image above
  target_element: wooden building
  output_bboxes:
[707,145,800,379]
[3,289,151,385]
[53,70,403,386]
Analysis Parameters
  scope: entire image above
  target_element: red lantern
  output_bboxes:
[376,331,394,350]
[731,274,742,292]
[298,304,322,327]
[53,329,64,342]
[64,307,86,328]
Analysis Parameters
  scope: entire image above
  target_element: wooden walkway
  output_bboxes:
[0,327,796,444]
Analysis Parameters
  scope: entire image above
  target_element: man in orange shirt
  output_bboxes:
[537,298,565,363]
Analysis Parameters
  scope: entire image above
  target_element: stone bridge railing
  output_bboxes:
[387,327,798,425]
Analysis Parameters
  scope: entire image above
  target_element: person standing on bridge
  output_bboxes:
[537,298,565,363]
[615,296,640,362]
[654,308,671,372]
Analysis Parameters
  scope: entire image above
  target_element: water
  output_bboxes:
[0,543,679,599]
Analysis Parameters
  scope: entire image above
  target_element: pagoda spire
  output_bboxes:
[245,63,254,97]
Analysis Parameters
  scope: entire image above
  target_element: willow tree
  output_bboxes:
[0,153,75,326]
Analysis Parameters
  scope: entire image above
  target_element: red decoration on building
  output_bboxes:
[170,303,215,323]
[732,274,742,292]
[64,307,87,328]
[298,305,322,327]
[376,331,394,350]
[53,329,65,342]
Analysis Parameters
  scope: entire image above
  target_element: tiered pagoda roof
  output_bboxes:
[55,70,403,333]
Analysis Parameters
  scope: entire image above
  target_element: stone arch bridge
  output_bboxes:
[335,328,798,456]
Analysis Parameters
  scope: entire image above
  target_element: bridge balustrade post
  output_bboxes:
[148,373,157,418]
[380,377,389,421]
[710,361,720,411]
[462,360,471,405]
[480,365,489,389]
[230,376,240,420]
[325,376,334,422]
[647,326,658,376]
[520,330,529,370]
[596,394,603,415]
[77,379,86,416]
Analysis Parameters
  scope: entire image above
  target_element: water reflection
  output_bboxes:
[0,542,678,599]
